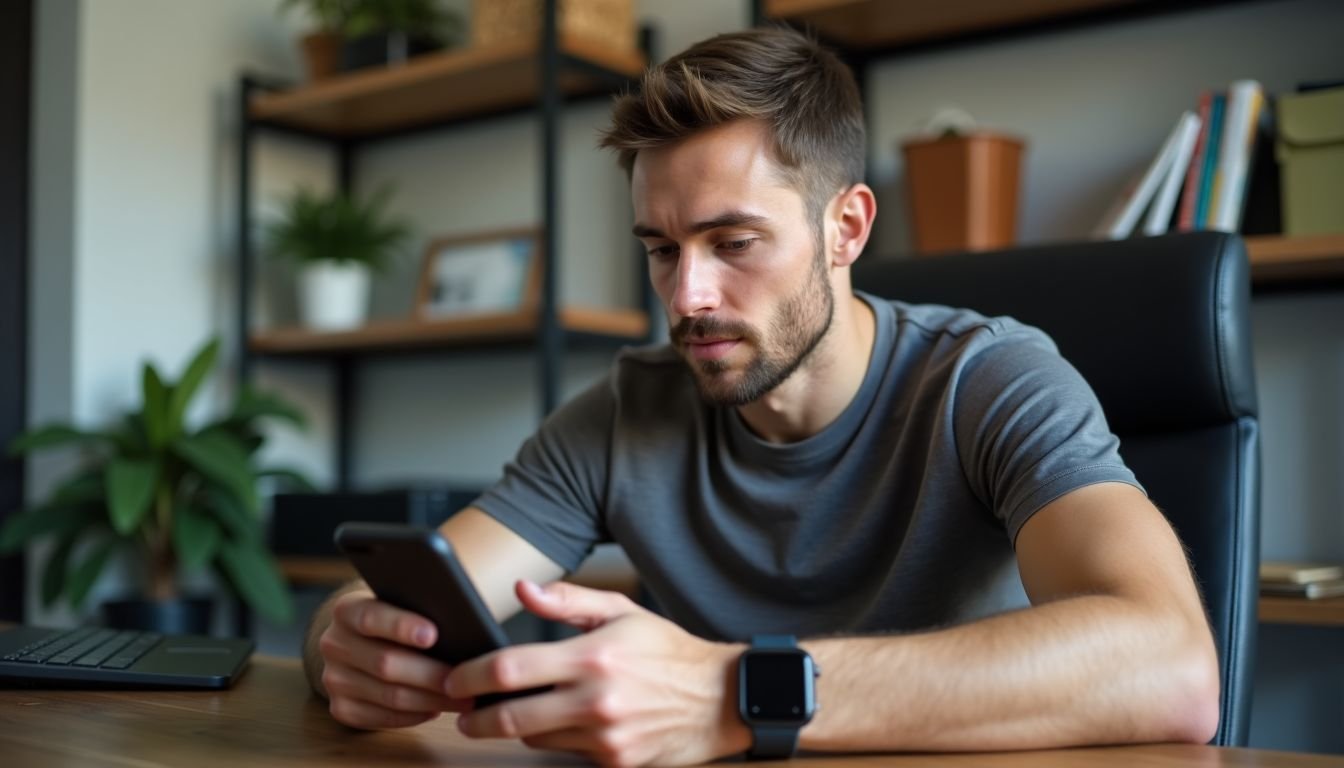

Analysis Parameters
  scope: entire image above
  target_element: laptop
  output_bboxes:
[0,624,254,689]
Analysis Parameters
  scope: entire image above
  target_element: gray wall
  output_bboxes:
[24,0,1343,754]
[860,0,1344,753]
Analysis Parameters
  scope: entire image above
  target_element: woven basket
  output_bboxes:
[472,0,635,52]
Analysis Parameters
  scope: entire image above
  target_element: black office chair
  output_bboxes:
[852,231,1259,747]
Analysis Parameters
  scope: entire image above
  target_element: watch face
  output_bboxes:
[742,650,814,722]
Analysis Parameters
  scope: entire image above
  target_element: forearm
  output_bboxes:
[302,579,368,698]
[799,595,1219,752]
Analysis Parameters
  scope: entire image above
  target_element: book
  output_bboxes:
[1195,92,1226,228]
[1237,95,1281,236]
[1260,579,1344,600]
[1176,91,1213,232]
[1142,110,1202,235]
[1094,110,1201,239]
[1260,561,1344,584]
[1209,79,1265,232]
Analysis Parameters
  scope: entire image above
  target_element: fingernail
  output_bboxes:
[415,627,433,647]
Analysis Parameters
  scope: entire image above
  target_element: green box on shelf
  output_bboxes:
[1276,85,1344,235]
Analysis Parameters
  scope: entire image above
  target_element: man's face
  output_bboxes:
[631,121,834,407]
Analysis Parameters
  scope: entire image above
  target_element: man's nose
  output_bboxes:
[669,249,721,318]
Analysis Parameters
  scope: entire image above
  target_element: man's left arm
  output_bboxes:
[797,480,1220,752]
[447,481,1219,764]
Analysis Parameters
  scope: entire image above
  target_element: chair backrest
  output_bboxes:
[852,231,1259,746]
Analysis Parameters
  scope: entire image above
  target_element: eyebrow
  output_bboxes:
[632,211,770,239]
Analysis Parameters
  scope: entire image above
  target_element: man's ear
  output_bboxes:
[827,183,877,268]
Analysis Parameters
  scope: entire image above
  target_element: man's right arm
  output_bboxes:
[301,507,566,729]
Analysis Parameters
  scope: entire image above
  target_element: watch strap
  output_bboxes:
[746,635,802,760]
[749,725,800,759]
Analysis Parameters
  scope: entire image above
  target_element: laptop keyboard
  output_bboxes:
[2,627,161,670]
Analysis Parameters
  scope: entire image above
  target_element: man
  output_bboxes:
[304,27,1219,766]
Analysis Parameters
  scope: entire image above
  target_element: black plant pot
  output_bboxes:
[341,32,440,71]
[103,596,214,635]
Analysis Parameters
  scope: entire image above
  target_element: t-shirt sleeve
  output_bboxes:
[469,375,614,573]
[952,324,1144,545]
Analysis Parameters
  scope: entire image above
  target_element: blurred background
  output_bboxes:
[1,0,1341,755]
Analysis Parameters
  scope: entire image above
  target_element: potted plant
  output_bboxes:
[342,0,465,70]
[0,338,312,633]
[279,0,358,82]
[267,186,412,331]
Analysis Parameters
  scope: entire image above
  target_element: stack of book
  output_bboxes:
[1096,79,1275,240]
[1259,561,1344,600]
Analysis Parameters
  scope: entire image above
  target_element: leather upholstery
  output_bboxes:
[852,231,1259,746]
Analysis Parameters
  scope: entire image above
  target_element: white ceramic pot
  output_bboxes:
[298,262,371,331]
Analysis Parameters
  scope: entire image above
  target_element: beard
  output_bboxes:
[671,252,835,407]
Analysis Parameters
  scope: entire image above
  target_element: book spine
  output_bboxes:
[1195,92,1226,228]
[1210,79,1263,232]
[1104,114,1189,239]
[1143,111,1202,236]
[1176,91,1212,232]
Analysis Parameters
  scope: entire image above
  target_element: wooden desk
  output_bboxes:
[1,657,1339,767]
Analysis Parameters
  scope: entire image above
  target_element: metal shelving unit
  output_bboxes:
[236,1,654,490]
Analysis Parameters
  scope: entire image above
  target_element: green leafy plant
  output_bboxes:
[346,0,465,45]
[0,338,313,624]
[278,0,359,35]
[267,186,413,273]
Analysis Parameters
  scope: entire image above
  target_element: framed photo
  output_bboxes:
[415,228,542,319]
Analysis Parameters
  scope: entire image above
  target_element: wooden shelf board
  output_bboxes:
[1245,233,1344,284]
[249,306,649,356]
[278,556,357,588]
[250,35,645,138]
[764,0,1141,50]
[559,306,650,338]
[1259,596,1344,627]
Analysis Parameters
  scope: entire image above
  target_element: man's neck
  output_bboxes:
[736,293,877,444]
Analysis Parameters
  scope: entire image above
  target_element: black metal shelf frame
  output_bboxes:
[236,0,656,491]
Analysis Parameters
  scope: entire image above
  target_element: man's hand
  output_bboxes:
[317,588,473,730]
[449,580,751,767]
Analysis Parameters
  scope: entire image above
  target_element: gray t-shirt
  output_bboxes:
[473,292,1141,641]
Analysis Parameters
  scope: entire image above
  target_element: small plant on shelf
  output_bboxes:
[343,0,467,69]
[267,185,412,330]
[279,0,360,82]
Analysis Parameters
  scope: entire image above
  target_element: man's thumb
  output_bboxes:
[516,579,634,632]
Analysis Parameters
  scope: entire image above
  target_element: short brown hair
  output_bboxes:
[599,26,865,226]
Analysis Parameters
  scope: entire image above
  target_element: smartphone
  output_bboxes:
[333,521,548,708]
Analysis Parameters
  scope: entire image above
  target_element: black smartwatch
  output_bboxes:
[737,635,820,759]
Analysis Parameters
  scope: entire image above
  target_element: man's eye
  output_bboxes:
[720,239,756,253]
[646,244,678,259]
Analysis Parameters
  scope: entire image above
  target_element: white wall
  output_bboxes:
[27,0,316,625]
[26,0,1344,753]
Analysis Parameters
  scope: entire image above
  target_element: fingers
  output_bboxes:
[333,591,437,649]
[448,587,648,704]
[458,684,609,740]
[321,619,455,692]
[515,580,637,631]
[322,663,467,717]
[319,591,471,731]
[447,634,601,702]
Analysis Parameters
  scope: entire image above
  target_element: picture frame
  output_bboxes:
[414,228,543,320]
